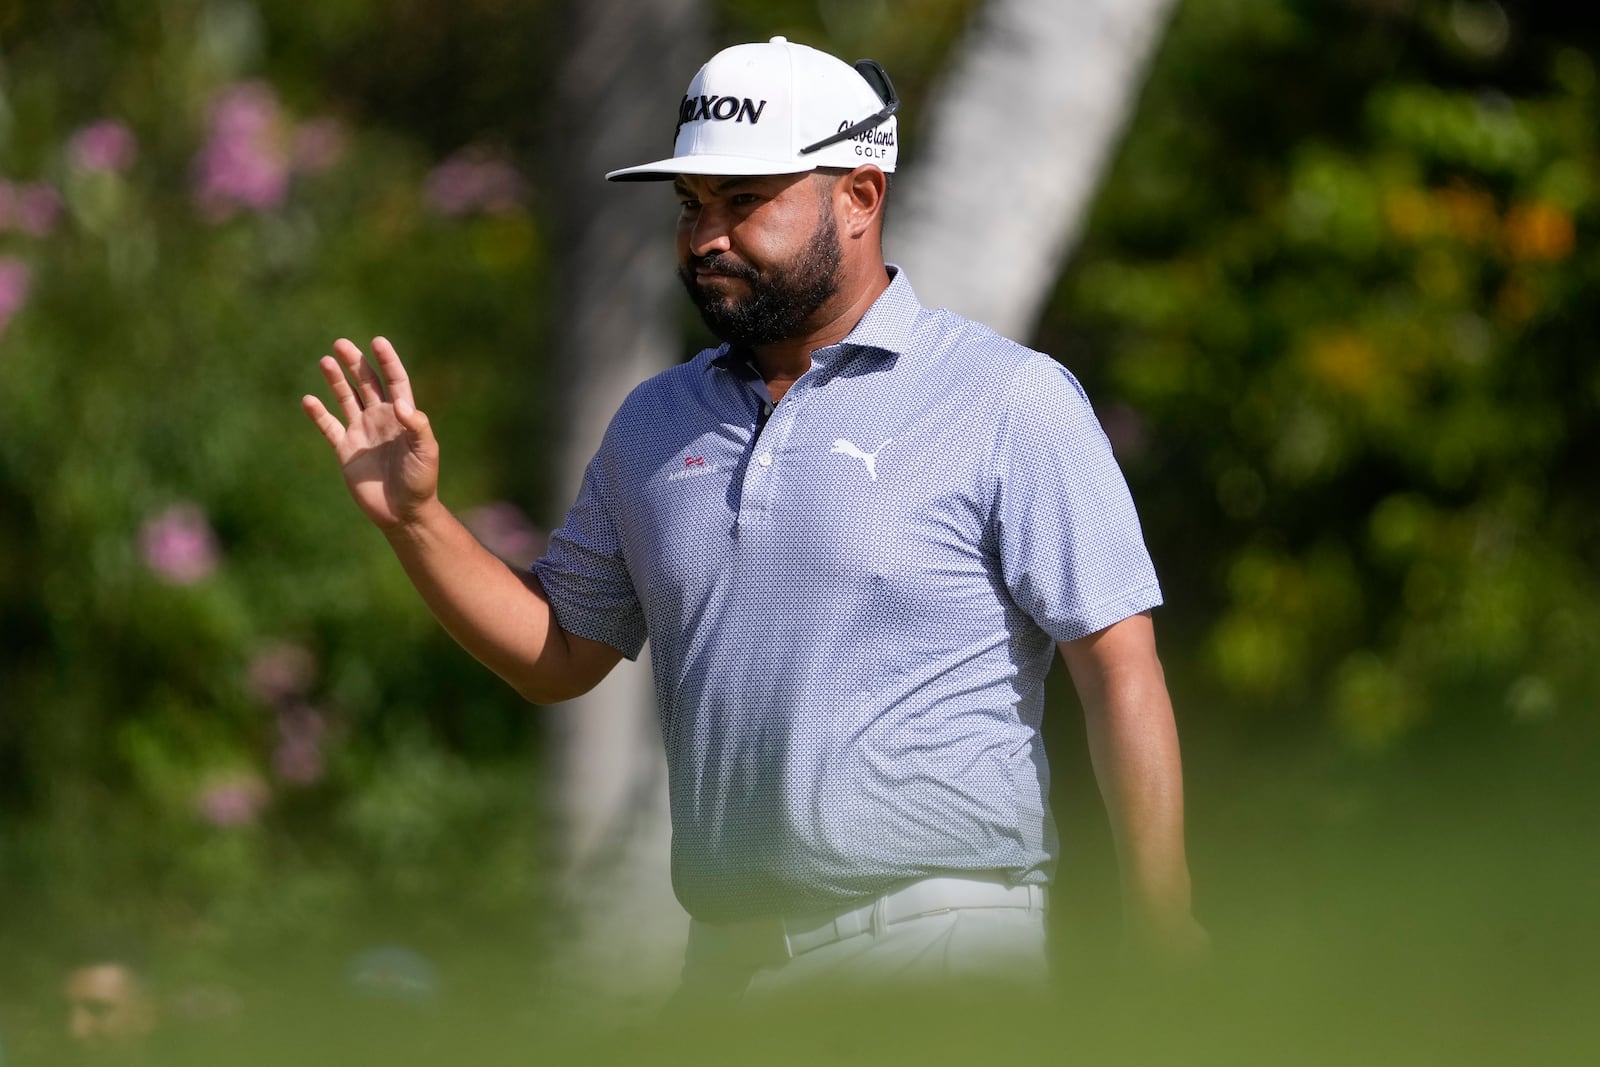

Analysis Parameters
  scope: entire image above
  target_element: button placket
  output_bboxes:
[737,381,804,526]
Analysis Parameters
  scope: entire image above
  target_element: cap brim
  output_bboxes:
[605,153,820,183]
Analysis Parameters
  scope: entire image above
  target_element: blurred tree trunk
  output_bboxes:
[888,0,1178,341]
[544,0,706,1005]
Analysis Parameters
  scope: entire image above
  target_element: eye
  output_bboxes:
[729,193,760,207]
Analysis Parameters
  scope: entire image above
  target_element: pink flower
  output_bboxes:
[140,503,220,584]
[247,642,317,705]
[0,257,32,337]
[465,502,545,566]
[211,80,279,140]
[291,118,347,174]
[192,81,291,221]
[0,182,63,237]
[195,775,268,827]
[68,120,139,174]
[272,703,327,785]
[272,741,325,785]
[424,149,527,216]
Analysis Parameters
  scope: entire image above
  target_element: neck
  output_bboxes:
[749,262,891,393]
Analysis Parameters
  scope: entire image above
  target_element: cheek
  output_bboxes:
[729,217,805,268]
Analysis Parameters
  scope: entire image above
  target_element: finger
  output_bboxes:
[301,394,346,448]
[371,336,415,411]
[333,337,385,408]
[319,354,363,423]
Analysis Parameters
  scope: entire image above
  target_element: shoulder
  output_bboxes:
[571,348,729,482]
[898,308,1107,466]
[908,304,1089,411]
[594,345,726,444]
[617,345,725,411]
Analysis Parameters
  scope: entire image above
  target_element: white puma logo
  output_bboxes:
[831,438,892,481]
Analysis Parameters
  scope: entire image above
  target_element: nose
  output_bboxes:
[682,205,732,258]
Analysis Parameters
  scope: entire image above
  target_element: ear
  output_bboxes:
[834,166,888,240]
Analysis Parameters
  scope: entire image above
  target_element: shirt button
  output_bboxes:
[758,453,773,467]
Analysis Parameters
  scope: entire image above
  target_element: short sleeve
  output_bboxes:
[530,449,647,660]
[988,356,1162,643]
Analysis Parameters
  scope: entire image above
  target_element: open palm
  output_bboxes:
[302,337,440,530]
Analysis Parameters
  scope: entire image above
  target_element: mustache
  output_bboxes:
[685,253,760,283]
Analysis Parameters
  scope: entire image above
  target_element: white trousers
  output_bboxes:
[679,881,1050,1001]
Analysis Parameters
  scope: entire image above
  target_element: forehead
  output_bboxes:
[671,172,816,198]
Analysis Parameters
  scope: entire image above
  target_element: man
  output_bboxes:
[304,37,1204,998]
[61,940,160,1057]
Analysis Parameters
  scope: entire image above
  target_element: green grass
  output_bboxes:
[4,706,1595,1065]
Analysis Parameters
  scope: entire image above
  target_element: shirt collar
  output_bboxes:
[833,264,920,358]
[708,264,921,375]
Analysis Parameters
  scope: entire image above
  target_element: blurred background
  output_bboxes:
[1,0,1595,1063]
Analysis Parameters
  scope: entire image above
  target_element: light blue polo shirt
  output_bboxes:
[533,267,1162,923]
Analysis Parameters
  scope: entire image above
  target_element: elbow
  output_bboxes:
[506,627,622,705]
[511,670,596,706]
[513,677,577,706]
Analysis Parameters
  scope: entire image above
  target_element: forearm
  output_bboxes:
[382,497,586,703]
[1081,670,1194,927]
[1060,615,1196,931]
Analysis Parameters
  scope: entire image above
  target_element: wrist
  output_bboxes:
[1122,869,1194,929]
[1121,893,1209,968]
[381,495,451,547]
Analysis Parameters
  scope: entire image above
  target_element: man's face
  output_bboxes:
[64,964,156,1051]
[673,171,842,347]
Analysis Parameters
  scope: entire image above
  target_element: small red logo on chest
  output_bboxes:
[684,456,705,467]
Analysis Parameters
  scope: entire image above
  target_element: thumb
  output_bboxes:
[394,398,431,437]
[388,395,435,460]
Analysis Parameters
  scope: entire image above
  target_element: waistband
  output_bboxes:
[689,874,1047,963]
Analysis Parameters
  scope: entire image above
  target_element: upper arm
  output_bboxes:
[554,629,627,700]
[990,357,1163,643]
[528,444,649,663]
[1057,610,1166,710]
[1058,611,1183,796]
[516,569,625,703]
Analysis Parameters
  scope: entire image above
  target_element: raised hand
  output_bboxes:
[302,337,440,531]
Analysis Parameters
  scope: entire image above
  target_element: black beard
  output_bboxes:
[677,212,842,348]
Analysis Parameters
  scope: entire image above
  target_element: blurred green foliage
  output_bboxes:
[1047,0,1600,746]
[0,0,553,981]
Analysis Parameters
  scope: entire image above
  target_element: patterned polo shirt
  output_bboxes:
[532,267,1162,923]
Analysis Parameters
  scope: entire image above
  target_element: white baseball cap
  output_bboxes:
[606,36,899,182]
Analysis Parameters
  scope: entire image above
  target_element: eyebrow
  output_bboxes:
[673,176,774,198]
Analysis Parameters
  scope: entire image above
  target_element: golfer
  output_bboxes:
[304,37,1205,998]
